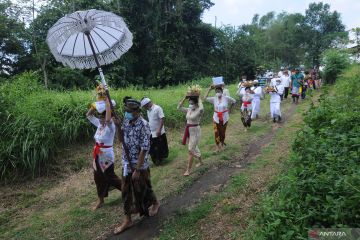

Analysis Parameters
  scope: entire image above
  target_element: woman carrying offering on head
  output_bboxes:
[251,80,262,119]
[241,87,254,131]
[177,85,204,176]
[266,79,284,123]
[86,85,122,211]
[204,85,236,152]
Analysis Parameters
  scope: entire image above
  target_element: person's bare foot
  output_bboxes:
[113,220,133,234]
[215,145,221,153]
[92,199,104,211]
[148,201,160,217]
[195,162,203,167]
[183,170,190,176]
[219,145,225,151]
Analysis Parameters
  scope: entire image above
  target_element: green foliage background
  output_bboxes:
[322,49,350,84]
[0,0,348,88]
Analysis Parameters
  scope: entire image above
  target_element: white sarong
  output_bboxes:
[251,97,260,119]
[270,102,281,118]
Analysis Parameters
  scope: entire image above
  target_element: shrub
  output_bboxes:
[321,49,350,84]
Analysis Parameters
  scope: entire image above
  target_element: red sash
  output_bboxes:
[182,124,199,145]
[243,101,251,108]
[215,110,229,122]
[93,142,112,160]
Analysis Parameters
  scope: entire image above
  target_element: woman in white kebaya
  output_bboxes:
[204,85,236,152]
[86,91,121,211]
[267,79,284,123]
[251,80,262,119]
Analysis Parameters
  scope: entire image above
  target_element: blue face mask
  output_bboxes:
[125,111,134,120]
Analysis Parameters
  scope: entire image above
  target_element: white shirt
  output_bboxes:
[270,77,281,87]
[280,75,291,87]
[147,104,165,138]
[275,84,284,95]
[206,96,236,124]
[252,86,263,99]
[87,115,116,146]
[238,79,246,88]
[236,87,246,97]
[270,84,284,103]
[278,71,283,77]
[87,115,116,171]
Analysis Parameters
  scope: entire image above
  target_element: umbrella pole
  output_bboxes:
[85,33,116,113]
[85,32,134,174]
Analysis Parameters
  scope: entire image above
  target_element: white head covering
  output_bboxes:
[253,80,259,83]
[140,97,151,108]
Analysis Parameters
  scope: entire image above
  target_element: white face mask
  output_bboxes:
[189,103,196,109]
[276,82,281,85]
[216,92,222,97]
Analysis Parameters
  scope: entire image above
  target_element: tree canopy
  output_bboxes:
[0,0,348,88]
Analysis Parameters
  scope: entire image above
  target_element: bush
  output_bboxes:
[246,65,360,239]
[321,49,350,84]
[0,72,93,179]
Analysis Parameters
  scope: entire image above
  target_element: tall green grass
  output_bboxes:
[0,72,237,180]
[0,72,94,179]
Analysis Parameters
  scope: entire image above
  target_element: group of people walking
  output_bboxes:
[85,67,319,234]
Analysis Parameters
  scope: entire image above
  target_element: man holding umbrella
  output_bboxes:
[114,97,160,234]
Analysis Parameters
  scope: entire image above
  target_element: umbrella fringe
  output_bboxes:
[46,9,133,70]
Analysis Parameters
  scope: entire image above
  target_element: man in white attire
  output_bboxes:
[280,70,291,100]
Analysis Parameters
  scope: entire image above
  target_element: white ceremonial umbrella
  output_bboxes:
[46,9,133,107]
[47,9,134,170]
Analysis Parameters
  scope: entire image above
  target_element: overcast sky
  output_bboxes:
[202,0,360,31]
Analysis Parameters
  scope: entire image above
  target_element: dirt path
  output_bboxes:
[108,104,297,240]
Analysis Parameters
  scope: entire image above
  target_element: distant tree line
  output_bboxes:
[0,0,349,89]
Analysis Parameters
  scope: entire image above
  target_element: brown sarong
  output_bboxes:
[213,121,228,145]
[122,168,157,217]
[93,157,122,198]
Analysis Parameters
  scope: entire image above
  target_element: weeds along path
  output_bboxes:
[108,99,303,240]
